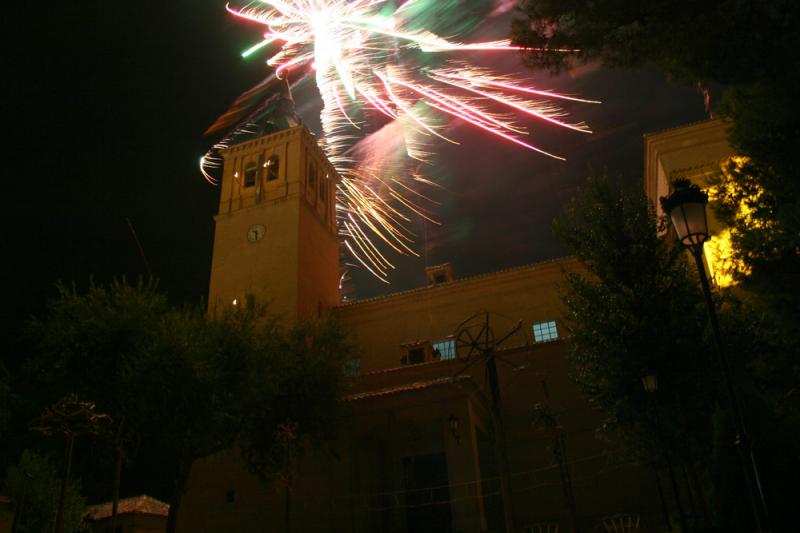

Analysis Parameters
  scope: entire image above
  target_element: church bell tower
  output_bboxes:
[207,126,340,321]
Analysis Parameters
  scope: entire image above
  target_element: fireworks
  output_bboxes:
[204,0,598,282]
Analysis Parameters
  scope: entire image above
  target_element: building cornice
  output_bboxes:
[335,256,581,311]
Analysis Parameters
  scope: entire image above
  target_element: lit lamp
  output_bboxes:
[641,373,659,394]
[660,179,710,255]
[660,179,769,531]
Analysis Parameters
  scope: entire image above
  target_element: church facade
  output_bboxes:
[175,121,731,532]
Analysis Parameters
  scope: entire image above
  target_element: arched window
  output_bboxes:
[319,174,328,202]
[308,161,317,191]
[267,156,279,181]
[243,162,257,188]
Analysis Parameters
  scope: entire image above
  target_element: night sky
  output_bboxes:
[1,2,708,358]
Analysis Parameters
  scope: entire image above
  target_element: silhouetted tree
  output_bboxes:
[2,449,86,533]
[18,280,353,533]
[511,0,798,86]
[513,1,800,342]
[556,173,798,530]
[554,173,715,466]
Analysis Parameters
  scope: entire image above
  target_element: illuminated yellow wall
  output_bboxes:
[644,118,740,286]
[207,126,339,321]
[334,257,581,372]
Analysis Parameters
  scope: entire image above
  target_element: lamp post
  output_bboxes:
[642,373,688,533]
[660,180,769,532]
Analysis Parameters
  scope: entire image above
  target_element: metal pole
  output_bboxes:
[688,463,712,530]
[486,348,515,533]
[653,402,689,533]
[664,454,690,533]
[54,432,75,533]
[10,472,31,533]
[555,435,578,533]
[542,380,578,533]
[692,250,769,531]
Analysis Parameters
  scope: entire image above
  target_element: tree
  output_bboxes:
[31,395,110,533]
[18,280,202,529]
[708,157,800,341]
[135,303,353,532]
[236,317,353,531]
[2,449,87,533]
[706,161,800,531]
[555,173,799,530]
[554,173,715,465]
[0,361,12,470]
[237,317,352,479]
[17,280,353,533]
[510,0,798,86]
[554,173,722,528]
[513,1,800,332]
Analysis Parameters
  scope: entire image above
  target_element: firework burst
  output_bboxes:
[202,0,598,282]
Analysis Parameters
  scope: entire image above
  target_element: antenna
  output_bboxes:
[125,218,153,278]
[452,312,525,533]
[283,74,294,102]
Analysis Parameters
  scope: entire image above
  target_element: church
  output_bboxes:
[175,118,734,532]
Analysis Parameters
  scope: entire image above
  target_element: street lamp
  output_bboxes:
[641,373,659,394]
[660,179,769,532]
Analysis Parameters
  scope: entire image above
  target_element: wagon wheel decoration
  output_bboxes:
[455,316,495,360]
[452,311,527,380]
[450,311,526,533]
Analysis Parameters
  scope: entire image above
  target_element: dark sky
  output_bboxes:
[0,2,708,356]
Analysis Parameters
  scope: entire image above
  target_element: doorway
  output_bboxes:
[401,452,452,533]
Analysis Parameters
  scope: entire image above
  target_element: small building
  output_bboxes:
[85,495,169,533]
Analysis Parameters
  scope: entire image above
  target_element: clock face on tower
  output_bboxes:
[247,224,265,243]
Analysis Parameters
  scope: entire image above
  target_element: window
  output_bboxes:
[400,344,425,365]
[267,156,279,181]
[432,339,456,360]
[406,346,425,364]
[319,174,328,202]
[532,320,559,343]
[308,161,317,190]
[244,162,257,187]
[425,263,454,286]
[400,341,431,365]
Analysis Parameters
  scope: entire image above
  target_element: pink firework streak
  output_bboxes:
[206,0,598,282]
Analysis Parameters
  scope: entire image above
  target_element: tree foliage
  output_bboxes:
[2,449,87,533]
[13,279,353,532]
[513,1,800,335]
[0,362,12,469]
[556,173,799,530]
[708,159,800,484]
[554,173,715,462]
[511,0,798,85]
[237,318,352,482]
[709,157,800,324]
